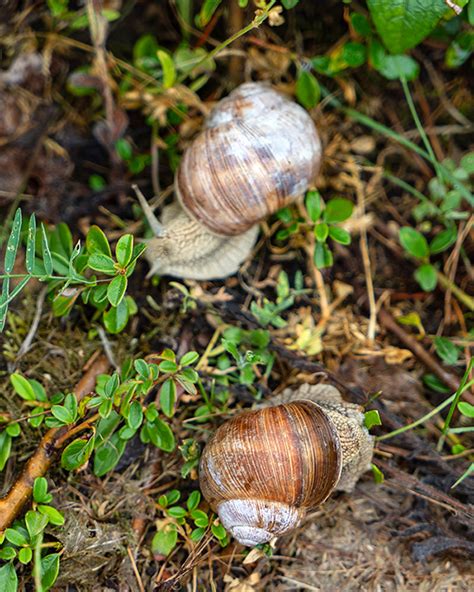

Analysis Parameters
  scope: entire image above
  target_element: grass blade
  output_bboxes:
[4,208,22,274]
[26,214,36,273]
[0,277,11,331]
[41,223,53,276]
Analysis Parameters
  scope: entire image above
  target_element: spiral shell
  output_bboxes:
[176,82,322,236]
[199,400,342,546]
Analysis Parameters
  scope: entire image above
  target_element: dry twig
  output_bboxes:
[0,355,110,533]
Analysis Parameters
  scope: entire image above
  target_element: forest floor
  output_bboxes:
[0,1,473,591]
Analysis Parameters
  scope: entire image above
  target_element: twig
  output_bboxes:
[127,546,145,592]
[0,355,110,533]
[378,308,460,392]
[97,325,119,370]
[348,159,377,343]
[13,286,48,363]
[376,459,473,521]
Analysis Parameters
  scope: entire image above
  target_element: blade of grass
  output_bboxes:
[437,359,474,451]
[320,86,473,205]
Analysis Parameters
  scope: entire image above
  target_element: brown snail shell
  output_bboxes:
[199,400,342,547]
[175,82,322,237]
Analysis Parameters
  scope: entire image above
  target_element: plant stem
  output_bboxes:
[376,393,456,442]
[400,76,443,182]
[176,0,277,84]
[436,271,474,311]
[437,359,474,451]
[320,86,474,205]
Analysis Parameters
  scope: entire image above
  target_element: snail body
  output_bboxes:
[139,82,322,280]
[199,384,373,546]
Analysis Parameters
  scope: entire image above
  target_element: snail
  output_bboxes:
[137,82,322,280]
[199,384,374,547]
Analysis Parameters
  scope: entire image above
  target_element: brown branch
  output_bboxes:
[376,459,474,523]
[0,355,110,533]
[378,308,460,392]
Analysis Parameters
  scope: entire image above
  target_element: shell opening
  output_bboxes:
[217,499,303,547]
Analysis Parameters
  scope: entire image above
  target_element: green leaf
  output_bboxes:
[25,510,48,539]
[211,522,227,540]
[25,214,36,273]
[148,418,175,452]
[366,0,448,54]
[196,0,223,27]
[10,373,36,401]
[0,431,12,471]
[41,553,60,591]
[107,274,127,307]
[342,41,366,67]
[61,438,93,470]
[399,227,429,259]
[38,505,65,526]
[51,405,74,425]
[190,508,208,527]
[4,208,22,274]
[296,70,320,109]
[187,490,201,511]
[324,198,353,223]
[93,433,126,476]
[414,264,437,291]
[180,351,199,366]
[313,242,333,269]
[115,138,133,161]
[5,528,28,547]
[0,562,18,592]
[157,50,176,88]
[127,400,143,430]
[434,336,459,365]
[458,401,474,418]
[282,0,300,8]
[305,190,322,222]
[88,253,116,275]
[328,226,351,245]
[422,373,451,394]
[190,527,206,542]
[160,379,177,418]
[165,490,181,505]
[33,477,52,504]
[41,223,53,276]
[350,12,371,36]
[369,40,419,80]
[430,227,457,254]
[167,506,187,518]
[86,225,112,257]
[364,410,382,430]
[152,525,178,556]
[18,548,32,565]
[371,463,384,484]
[103,298,129,334]
[115,234,133,267]
[314,222,329,242]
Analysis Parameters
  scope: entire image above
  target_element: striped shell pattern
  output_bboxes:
[176,82,322,237]
[199,400,342,546]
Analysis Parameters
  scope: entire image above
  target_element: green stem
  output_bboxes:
[376,393,456,442]
[383,171,437,211]
[437,359,474,451]
[436,272,474,311]
[176,0,276,84]
[320,86,473,205]
[400,76,443,181]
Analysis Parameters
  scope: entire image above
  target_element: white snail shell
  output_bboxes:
[176,82,322,236]
[142,82,322,280]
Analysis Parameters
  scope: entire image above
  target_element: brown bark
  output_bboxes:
[0,355,109,533]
